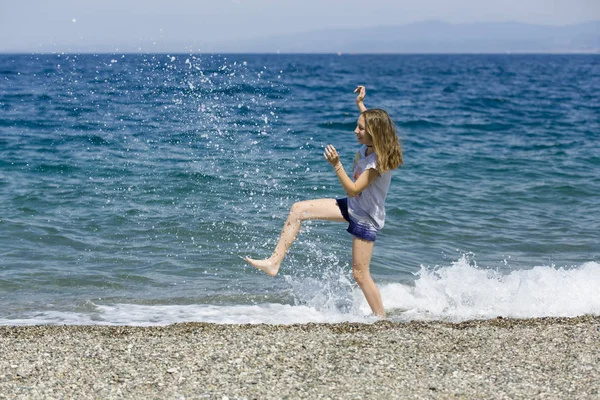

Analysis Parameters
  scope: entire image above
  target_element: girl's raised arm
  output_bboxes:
[354,85,367,113]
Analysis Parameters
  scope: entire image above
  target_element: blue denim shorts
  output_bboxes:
[336,198,378,242]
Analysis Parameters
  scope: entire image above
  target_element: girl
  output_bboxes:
[245,86,403,318]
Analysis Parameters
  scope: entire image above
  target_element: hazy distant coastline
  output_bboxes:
[209,20,600,54]
[1,20,598,54]
[0,21,600,54]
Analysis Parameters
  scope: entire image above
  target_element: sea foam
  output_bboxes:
[381,258,600,322]
[2,259,598,326]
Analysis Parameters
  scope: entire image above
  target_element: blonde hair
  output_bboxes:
[362,109,403,173]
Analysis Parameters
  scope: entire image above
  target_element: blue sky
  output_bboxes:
[1,0,598,52]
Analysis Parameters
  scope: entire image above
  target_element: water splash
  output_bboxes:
[5,257,597,325]
[382,256,600,322]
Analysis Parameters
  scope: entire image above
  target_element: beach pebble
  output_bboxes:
[0,317,598,399]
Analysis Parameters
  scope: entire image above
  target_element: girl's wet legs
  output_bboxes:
[245,199,345,276]
[352,237,385,318]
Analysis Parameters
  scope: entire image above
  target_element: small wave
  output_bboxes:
[0,303,371,326]
[183,83,262,97]
[0,69,20,75]
[464,97,513,108]
[168,171,219,183]
[442,82,464,93]
[454,122,512,131]
[400,119,445,129]
[32,163,80,174]
[1,93,35,100]
[317,121,356,130]
[382,257,600,322]
[66,134,111,146]
[0,118,62,130]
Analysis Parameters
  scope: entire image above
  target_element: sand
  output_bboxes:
[1,316,599,399]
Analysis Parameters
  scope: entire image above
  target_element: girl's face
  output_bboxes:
[354,115,373,146]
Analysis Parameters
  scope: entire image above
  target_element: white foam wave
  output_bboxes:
[2,258,598,326]
[382,258,600,322]
[0,303,371,326]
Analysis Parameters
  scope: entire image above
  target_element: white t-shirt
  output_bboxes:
[347,145,393,230]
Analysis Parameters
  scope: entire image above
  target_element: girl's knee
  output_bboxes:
[352,267,370,286]
[290,201,308,219]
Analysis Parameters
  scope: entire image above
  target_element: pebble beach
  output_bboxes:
[1,316,598,399]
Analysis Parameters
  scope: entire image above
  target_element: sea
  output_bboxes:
[1,53,599,325]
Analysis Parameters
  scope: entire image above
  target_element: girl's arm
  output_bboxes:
[354,86,367,113]
[324,145,378,197]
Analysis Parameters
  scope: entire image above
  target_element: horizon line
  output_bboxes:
[1,50,599,56]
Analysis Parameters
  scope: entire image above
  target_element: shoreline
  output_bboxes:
[1,316,599,399]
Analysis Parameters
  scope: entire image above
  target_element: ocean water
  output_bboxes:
[1,53,599,325]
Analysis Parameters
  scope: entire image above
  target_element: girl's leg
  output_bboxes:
[245,198,345,276]
[352,237,385,318]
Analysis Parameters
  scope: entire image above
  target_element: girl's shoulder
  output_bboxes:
[356,146,379,172]
[358,144,370,158]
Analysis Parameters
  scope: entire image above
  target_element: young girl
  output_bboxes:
[245,86,403,318]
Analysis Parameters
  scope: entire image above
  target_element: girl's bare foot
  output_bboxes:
[245,256,280,277]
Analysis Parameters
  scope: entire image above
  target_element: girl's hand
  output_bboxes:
[354,85,366,104]
[324,144,340,167]
[354,85,367,112]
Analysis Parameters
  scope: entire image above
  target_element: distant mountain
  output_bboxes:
[207,20,600,53]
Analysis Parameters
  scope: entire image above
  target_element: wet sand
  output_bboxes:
[1,316,598,399]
